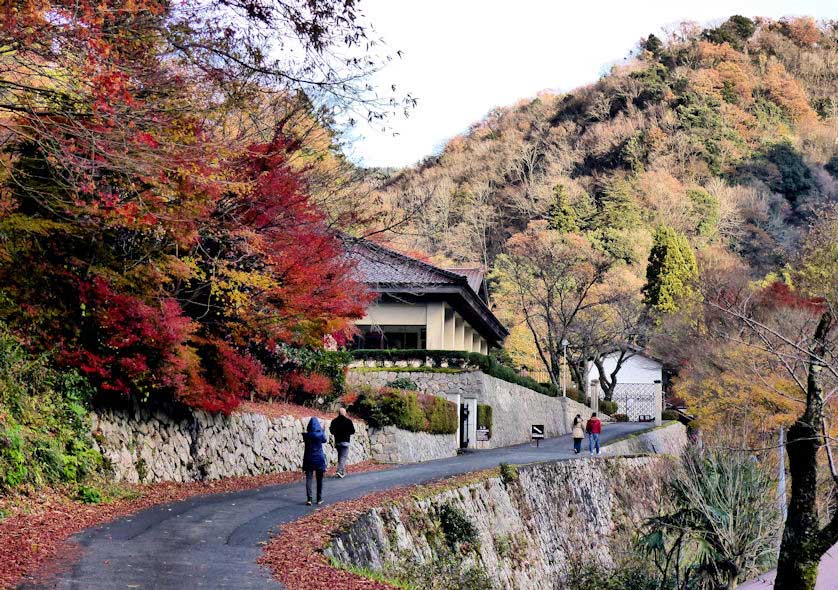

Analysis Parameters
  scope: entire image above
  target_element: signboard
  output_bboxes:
[476,428,490,442]
[531,424,545,439]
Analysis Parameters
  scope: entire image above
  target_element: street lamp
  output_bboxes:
[561,339,569,398]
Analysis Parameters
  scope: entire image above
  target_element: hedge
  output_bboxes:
[351,350,560,398]
[353,386,458,435]
[477,404,493,432]
[599,399,619,416]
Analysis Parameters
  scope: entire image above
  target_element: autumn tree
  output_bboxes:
[492,221,614,388]
[643,226,699,313]
[0,0,389,412]
[707,211,838,590]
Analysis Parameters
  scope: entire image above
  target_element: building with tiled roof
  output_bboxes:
[348,239,508,352]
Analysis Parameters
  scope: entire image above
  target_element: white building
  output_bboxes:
[586,351,663,423]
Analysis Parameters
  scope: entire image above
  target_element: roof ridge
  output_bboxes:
[352,239,470,286]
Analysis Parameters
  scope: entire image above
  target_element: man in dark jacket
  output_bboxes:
[329,408,355,478]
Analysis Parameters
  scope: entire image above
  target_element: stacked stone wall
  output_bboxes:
[348,369,597,448]
[326,455,675,588]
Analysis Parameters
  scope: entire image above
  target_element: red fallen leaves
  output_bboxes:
[259,470,497,590]
[0,461,389,590]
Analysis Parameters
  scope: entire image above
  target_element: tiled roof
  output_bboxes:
[444,267,485,296]
[348,240,467,288]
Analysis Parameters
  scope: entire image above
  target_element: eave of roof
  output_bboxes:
[346,239,508,343]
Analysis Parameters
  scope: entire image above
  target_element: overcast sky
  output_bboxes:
[345,0,834,168]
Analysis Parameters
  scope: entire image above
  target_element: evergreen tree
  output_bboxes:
[547,184,579,233]
[643,226,698,312]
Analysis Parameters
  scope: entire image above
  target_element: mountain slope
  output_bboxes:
[370,16,837,276]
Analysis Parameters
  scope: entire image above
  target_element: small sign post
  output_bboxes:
[531,424,545,447]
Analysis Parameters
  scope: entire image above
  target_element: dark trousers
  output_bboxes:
[305,469,324,501]
[573,437,582,453]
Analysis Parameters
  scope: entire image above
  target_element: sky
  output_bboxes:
[345,0,835,169]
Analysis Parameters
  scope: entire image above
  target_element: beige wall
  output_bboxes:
[357,302,492,353]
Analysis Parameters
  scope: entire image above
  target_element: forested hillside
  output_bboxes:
[367,16,837,382]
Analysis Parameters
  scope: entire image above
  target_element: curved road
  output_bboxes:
[21,423,653,590]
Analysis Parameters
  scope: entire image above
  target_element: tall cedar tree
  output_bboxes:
[643,226,699,313]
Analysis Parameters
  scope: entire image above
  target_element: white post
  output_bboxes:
[654,379,663,426]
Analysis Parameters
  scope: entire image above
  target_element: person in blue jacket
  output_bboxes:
[302,417,328,505]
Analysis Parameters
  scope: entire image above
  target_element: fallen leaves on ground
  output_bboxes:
[259,469,497,590]
[0,461,389,590]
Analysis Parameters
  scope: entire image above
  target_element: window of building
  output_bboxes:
[354,326,427,350]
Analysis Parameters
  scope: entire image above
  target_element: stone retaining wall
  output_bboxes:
[326,455,675,589]
[602,421,688,456]
[369,426,458,463]
[92,406,457,483]
[92,407,373,483]
[348,369,596,448]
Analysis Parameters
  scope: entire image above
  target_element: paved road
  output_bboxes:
[21,423,653,590]
[740,545,838,590]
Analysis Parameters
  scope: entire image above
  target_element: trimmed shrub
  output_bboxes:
[612,413,629,422]
[354,387,457,435]
[425,396,458,435]
[599,399,619,416]
[477,404,493,432]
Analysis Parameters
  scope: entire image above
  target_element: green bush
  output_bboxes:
[612,413,629,422]
[499,462,518,485]
[476,404,493,431]
[386,377,418,391]
[0,327,102,491]
[354,387,457,435]
[350,350,560,398]
[438,503,479,549]
[425,396,458,435]
[76,484,102,504]
[599,399,618,416]
[661,409,681,421]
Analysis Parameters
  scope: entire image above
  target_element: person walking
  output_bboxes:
[571,414,585,454]
[302,417,327,506]
[586,412,602,456]
[329,407,355,478]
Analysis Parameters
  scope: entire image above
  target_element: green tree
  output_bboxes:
[547,184,580,233]
[639,445,780,590]
[643,226,698,313]
[688,188,720,238]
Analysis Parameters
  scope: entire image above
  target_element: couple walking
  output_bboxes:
[571,412,602,455]
[301,408,355,506]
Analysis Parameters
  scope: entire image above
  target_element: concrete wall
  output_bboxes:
[348,369,596,449]
[326,455,675,589]
[603,421,687,456]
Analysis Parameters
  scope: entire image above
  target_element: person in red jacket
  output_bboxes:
[586,413,602,456]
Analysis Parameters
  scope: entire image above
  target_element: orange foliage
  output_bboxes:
[763,61,818,123]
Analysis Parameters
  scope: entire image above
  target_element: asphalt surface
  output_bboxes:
[21,422,653,590]
[740,545,838,590]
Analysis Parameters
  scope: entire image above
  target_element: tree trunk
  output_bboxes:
[774,311,833,590]
[774,419,822,590]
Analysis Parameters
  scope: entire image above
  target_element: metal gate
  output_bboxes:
[612,383,660,421]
